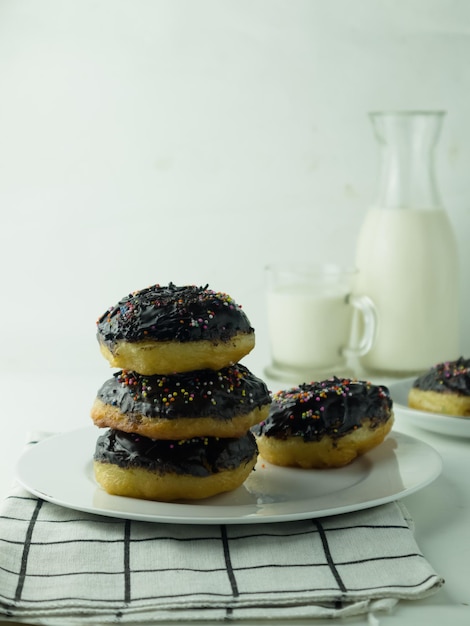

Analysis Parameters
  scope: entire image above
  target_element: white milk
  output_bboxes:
[354,207,459,374]
[267,286,353,369]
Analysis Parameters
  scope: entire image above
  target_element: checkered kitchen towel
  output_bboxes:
[0,440,443,624]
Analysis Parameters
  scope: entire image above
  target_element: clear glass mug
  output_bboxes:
[264,264,377,382]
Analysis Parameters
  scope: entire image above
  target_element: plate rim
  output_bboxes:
[15,427,442,525]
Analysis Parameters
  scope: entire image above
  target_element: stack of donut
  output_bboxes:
[91,283,271,501]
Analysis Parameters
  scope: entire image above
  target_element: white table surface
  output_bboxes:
[1,359,469,626]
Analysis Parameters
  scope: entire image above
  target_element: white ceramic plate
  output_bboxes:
[388,378,470,438]
[16,427,441,525]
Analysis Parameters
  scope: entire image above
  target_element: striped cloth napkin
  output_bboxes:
[0,439,443,624]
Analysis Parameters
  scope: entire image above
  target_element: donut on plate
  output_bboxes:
[408,357,470,417]
[93,428,258,501]
[96,283,255,375]
[91,364,271,439]
[252,377,393,469]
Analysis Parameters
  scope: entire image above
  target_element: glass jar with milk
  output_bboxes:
[354,111,460,376]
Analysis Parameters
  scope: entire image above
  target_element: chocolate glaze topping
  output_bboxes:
[96,364,271,420]
[94,429,258,477]
[252,377,392,442]
[412,357,470,395]
[97,283,254,347]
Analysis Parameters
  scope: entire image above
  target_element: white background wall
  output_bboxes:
[0,0,469,377]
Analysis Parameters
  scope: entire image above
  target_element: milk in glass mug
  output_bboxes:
[264,265,377,382]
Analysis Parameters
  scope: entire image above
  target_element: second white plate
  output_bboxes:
[16,427,441,524]
[388,378,470,438]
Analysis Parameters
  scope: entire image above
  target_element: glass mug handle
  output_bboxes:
[342,294,377,357]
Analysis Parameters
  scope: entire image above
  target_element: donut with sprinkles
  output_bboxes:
[408,357,470,417]
[96,283,255,375]
[91,364,271,439]
[252,377,394,468]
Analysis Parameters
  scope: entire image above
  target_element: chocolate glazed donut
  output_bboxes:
[253,378,392,442]
[95,429,258,476]
[96,284,256,374]
[91,364,272,439]
[411,357,470,395]
[93,429,259,501]
[408,357,470,416]
[252,377,394,468]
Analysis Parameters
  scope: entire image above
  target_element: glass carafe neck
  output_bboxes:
[370,110,445,210]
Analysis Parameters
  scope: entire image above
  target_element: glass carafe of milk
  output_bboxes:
[354,111,459,375]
